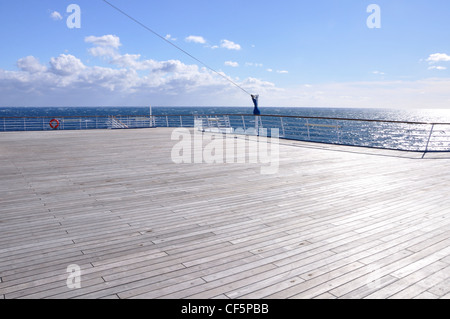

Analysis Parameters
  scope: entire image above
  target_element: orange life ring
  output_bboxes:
[49,119,60,129]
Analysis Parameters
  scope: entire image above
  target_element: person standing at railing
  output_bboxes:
[252,94,260,116]
[252,94,260,135]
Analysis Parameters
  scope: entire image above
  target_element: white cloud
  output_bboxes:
[111,54,153,70]
[2,44,277,106]
[220,39,241,50]
[85,35,122,58]
[49,54,85,76]
[425,54,450,71]
[185,35,206,44]
[85,35,122,49]
[372,70,385,75]
[50,11,63,21]
[17,56,47,73]
[428,66,447,70]
[277,70,289,74]
[224,61,239,67]
[242,77,277,90]
[89,46,120,58]
[427,53,450,64]
[245,62,263,67]
[165,34,176,41]
[266,68,273,72]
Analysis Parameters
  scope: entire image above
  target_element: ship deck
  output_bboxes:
[0,128,449,299]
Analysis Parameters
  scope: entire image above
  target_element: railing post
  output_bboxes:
[224,115,230,128]
[180,115,183,127]
[241,115,246,131]
[280,117,285,137]
[166,116,169,127]
[306,119,311,139]
[336,120,340,143]
[423,124,435,158]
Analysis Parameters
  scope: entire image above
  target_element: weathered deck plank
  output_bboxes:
[0,128,449,299]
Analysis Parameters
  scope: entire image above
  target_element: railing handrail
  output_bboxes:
[121,114,450,126]
[2,113,449,126]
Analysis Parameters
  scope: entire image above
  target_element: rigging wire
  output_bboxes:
[101,0,253,96]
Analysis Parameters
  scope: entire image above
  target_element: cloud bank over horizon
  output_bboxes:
[1,34,450,108]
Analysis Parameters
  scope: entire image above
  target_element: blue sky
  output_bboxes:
[1,0,450,108]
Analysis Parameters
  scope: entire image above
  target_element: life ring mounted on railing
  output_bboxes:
[49,119,60,130]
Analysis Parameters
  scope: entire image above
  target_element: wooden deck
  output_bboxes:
[0,128,449,299]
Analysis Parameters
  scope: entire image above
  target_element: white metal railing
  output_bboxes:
[107,116,129,129]
[2,114,450,152]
